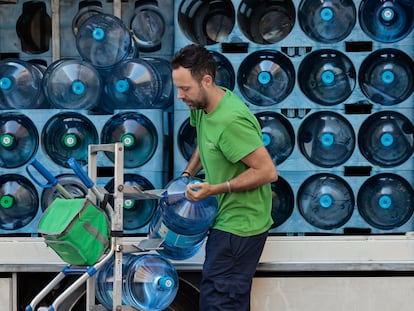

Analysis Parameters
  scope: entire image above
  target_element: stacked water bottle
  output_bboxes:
[173,0,414,234]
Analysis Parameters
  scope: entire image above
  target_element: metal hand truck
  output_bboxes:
[25,143,165,311]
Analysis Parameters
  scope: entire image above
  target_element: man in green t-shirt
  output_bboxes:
[171,44,278,311]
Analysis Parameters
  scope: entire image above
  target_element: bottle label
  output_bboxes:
[158,222,205,247]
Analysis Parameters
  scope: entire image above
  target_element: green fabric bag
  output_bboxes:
[38,198,110,266]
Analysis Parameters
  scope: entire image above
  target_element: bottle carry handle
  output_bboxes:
[26,158,57,189]
[67,157,94,189]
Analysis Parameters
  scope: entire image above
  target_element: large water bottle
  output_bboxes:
[76,13,134,70]
[237,50,295,106]
[358,111,414,168]
[100,112,158,168]
[105,57,172,110]
[0,174,39,231]
[237,0,295,44]
[357,173,414,230]
[149,176,218,260]
[255,111,295,165]
[130,0,166,52]
[0,59,46,109]
[0,112,39,168]
[41,174,88,211]
[42,58,103,110]
[270,177,294,229]
[104,174,157,231]
[41,112,98,168]
[298,49,356,106]
[298,111,355,168]
[297,173,355,230]
[178,0,235,45]
[177,117,197,162]
[96,253,178,311]
[298,0,356,43]
[358,49,414,106]
[359,0,414,43]
[210,51,235,90]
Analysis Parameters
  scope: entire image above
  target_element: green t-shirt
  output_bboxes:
[190,89,273,236]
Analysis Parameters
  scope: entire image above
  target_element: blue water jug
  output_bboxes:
[237,0,295,44]
[96,253,178,311]
[0,174,39,230]
[104,174,157,231]
[105,57,172,110]
[100,112,158,168]
[358,111,414,168]
[298,0,356,43]
[359,0,414,43]
[130,0,166,52]
[41,112,98,168]
[42,58,103,110]
[298,49,356,106]
[76,13,134,70]
[149,176,218,260]
[357,173,414,230]
[0,59,46,109]
[298,111,355,168]
[178,0,235,45]
[297,173,354,230]
[255,111,295,165]
[270,177,294,229]
[210,51,235,90]
[0,112,39,168]
[358,49,414,106]
[41,174,88,211]
[237,50,295,106]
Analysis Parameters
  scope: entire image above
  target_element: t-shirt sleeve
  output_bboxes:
[219,118,263,163]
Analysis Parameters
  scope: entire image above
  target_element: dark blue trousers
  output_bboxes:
[199,229,268,311]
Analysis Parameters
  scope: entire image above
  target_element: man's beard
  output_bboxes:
[187,87,208,110]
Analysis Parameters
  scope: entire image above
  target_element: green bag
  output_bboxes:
[38,198,110,266]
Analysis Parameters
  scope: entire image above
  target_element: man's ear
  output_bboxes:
[202,74,214,88]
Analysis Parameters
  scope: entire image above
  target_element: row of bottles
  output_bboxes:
[0,56,173,111]
[0,110,164,169]
[176,0,414,46]
[175,110,414,170]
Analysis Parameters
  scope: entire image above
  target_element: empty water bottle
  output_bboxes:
[41,174,88,211]
[270,177,294,229]
[358,49,414,106]
[130,0,166,52]
[237,0,295,44]
[210,51,235,90]
[149,176,218,260]
[359,0,414,43]
[104,174,157,231]
[297,173,354,230]
[177,117,197,162]
[105,57,172,110]
[237,50,295,106]
[178,0,235,45]
[357,173,414,230]
[0,174,39,230]
[298,49,356,106]
[96,253,178,311]
[0,59,46,109]
[42,58,103,110]
[76,13,134,70]
[0,112,39,168]
[100,112,158,168]
[358,111,414,167]
[41,112,98,168]
[298,111,355,168]
[298,0,356,43]
[255,111,295,165]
